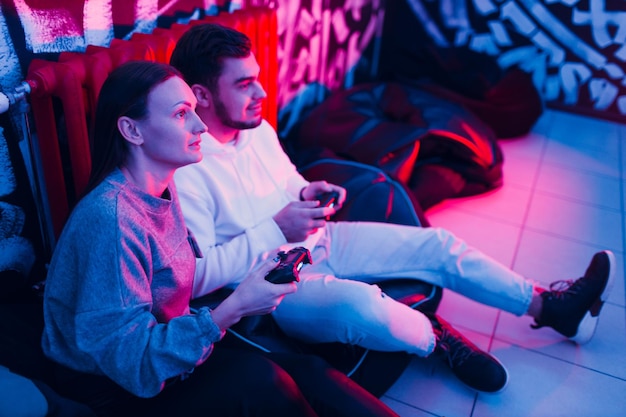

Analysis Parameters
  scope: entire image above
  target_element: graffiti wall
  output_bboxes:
[249,0,386,137]
[382,0,626,123]
[0,0,383,296]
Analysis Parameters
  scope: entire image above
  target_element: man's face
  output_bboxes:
[211,53,267,131]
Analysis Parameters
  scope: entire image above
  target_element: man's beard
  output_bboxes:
[214,96,262,131]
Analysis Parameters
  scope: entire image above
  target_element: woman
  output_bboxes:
[41,61,399,417]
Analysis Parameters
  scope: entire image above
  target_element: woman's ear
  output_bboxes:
[117,116,144,145]
[191,84,212,109]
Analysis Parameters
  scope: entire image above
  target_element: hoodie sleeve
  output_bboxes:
[178,183,288,297]
[175,121,313,298]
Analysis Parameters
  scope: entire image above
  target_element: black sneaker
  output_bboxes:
[428,313,508,393]
[531,250,615,344]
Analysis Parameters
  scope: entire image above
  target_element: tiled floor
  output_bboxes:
[381,109,626,417]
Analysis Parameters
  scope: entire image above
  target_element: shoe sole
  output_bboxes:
[571,250,616,344]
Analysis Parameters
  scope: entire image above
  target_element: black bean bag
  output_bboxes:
[293,82,504,210]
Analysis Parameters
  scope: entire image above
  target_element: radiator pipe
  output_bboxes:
[1,81,54,262]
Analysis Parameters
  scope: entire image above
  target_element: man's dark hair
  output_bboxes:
[170,23,251,92]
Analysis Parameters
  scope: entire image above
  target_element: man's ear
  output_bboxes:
[117,116,144,145]
[191,83,212,108]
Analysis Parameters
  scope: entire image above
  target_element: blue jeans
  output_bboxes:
[272,222,533,356]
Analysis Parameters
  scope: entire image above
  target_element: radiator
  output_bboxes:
[25,6,278,241]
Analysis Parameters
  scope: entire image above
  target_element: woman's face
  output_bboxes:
[134,76,207,172]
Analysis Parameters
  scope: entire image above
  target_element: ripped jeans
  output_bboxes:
[272,221,533,356]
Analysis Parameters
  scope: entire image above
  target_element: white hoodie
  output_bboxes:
[174,120,322,298]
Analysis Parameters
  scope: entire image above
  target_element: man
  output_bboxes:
[170,23,615,394]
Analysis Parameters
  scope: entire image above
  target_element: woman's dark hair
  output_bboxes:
[170,23,251,92]
[86,60,181,193]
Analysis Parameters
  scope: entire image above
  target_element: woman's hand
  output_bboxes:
[210,256,297,330]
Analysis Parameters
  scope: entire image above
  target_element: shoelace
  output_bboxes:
[531,278,583,329]
[438,328,475,367]
[545,278,584,299]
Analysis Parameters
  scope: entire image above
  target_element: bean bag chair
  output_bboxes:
[381,45,544,139]
[293,82,504,210]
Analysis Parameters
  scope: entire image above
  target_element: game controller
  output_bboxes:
[265,247,312,284]
[317,191,339,208]
[316,191,339,220]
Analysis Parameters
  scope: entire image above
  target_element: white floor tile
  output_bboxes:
[542,139,621,179]
[381,397,440,417]
[435,290,500,337]
[525,193,623,250]
[473,341,626,417]
[535,164,622,211]
[428,185,532,227]
[542,111,621,156]
[497,133,546,162]
[500,153,540,189]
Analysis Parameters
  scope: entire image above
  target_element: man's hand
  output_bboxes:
[300,181,346,207]
[273,181,346,243]
[273,201,328,242]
